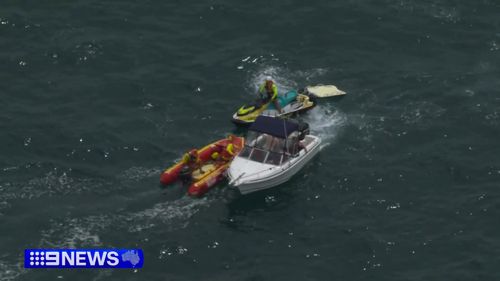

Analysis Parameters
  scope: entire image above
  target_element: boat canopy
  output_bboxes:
[249,116,298,139]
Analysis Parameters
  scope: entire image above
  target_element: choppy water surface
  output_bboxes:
[1,0,500,280]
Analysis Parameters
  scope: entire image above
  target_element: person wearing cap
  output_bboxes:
[258,76,282,113]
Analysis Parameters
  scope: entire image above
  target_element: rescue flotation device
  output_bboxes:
[160,135,244,196]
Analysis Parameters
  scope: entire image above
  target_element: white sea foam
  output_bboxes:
[0,259,24,281]
[303,104,348,149]
[117,166,162,182]
[40,216,109,248]
[127,196,212,232]
[0,168,104,213]
[39,196,213,248]
[246,62,329,95]
[248,65,298,94]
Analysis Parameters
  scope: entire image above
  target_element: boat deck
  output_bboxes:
[301,135,317,147]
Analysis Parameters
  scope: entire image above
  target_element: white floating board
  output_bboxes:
[306,85,346,98]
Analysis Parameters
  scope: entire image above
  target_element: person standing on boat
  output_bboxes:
[258,76,282,113]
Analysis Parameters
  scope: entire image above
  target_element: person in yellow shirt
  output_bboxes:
[221,143,235,161]
[258,76,282,113]
[210,145,233,162]
[212,135,236,162]
[182,149,200,170]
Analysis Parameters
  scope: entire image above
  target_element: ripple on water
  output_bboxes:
[116,166,162,182]
[73,41,103,64]
[385,0,461,23]
[400,101,446,126]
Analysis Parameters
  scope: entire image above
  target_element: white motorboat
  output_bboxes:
[227,116,321,194]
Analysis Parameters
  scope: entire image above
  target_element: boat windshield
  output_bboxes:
[239,131,295,165]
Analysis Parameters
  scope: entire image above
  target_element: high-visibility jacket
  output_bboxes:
[259,83,278,101]
[221,143,235,161]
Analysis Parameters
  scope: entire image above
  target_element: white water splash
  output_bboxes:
[303,104,348,149]
[247,65,298,94]
[245,61,329,95]
[293,68,329,82]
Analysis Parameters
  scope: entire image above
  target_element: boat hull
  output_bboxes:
[228,136,321,194]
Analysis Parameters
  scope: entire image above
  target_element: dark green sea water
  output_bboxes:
[1,0,500,280]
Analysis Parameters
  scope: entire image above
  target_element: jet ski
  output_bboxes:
[160,135,244,196]
[231,89,316,126]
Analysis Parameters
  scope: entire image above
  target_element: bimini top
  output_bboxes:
[249,116,299,139]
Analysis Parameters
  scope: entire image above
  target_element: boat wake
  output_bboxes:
[39,196,213,248]
[0,165,108,215]
[126,196,211,233]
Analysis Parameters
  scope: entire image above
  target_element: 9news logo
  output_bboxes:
[24,249,144,269]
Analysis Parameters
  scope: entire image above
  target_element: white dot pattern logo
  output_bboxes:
[26,250,53,268]
[28,251,42,266]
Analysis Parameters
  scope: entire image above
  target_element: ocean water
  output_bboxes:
[1,0,499,280]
